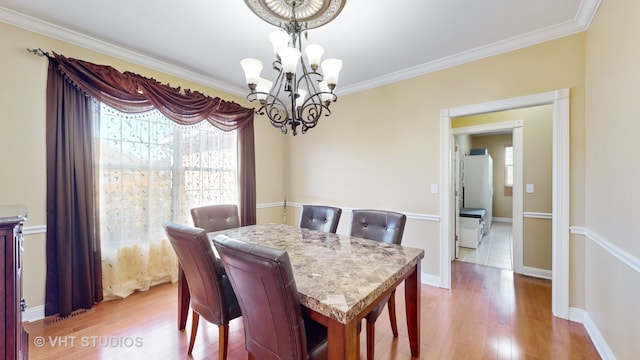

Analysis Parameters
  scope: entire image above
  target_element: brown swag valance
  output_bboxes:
[50,52,254,130]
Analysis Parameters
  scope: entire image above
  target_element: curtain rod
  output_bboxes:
[27,48,51,58]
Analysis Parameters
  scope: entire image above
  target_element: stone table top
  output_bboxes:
[209,223,424,324]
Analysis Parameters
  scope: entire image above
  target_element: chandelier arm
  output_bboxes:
[271,64,286,100]
[272,60,283,74]
[300,105,331,134]
[259,93,291,134]
[298,91,334,134]
[246,66,292,133]
[241,0,342,135]
[296,75,336,109]
[297,64,322,97]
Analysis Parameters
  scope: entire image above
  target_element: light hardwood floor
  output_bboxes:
[26,261,600,359]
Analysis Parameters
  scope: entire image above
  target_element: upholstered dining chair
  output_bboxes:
[213,236,328,360]
[299,204,342,233]
[190,204,240,232]
[350,209,407,360]
[164,222,242,359]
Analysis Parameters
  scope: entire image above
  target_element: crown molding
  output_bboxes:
[0,6,247,97]
[338,0,601,95]
[576,0,602,29]
[2,1,601,97]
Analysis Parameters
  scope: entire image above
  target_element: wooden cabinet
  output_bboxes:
[1,205,29,360]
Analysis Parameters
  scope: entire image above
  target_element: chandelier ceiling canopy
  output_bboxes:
[244,0,346,29]
[241,0,346,135]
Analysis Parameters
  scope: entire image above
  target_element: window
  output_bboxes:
[98,104,238,298]
[504,145,513,196]
[98,104,238,248]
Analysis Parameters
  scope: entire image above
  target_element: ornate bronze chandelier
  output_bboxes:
[241,0,346,135]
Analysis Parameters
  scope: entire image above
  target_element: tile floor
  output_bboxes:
[457,221,513,270]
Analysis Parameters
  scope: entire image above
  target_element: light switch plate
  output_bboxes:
[526,184,534,193]
[431,184,438,194]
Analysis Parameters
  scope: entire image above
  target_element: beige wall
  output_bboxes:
[0,22,287,310]
[286,34,585,278]
[584,0,640,358]
[469,134,512,219]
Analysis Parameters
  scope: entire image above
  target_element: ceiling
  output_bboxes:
[0,0,599,97]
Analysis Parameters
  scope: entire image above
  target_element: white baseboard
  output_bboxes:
[568,307,586,323]
[569,307,615,360]
[23,304,45,322]
[492,217,512,223]
[420,272,441,288]
[522,266,552,280]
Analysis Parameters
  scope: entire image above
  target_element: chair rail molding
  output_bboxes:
[285,202,440,222]
[257,201,285,209]
[22,225,47,236]
[570,226,640,274]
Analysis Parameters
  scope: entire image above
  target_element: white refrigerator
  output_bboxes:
[463,153,493,234]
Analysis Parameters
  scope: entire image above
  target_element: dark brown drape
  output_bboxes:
[45,61,103,316]
[45,53,256,316]
[238,124,257,226]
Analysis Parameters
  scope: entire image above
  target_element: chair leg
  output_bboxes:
[388,290,399,337]
[366,317,376,360]
[218,324,230,360]
[188,311,200,354]
[366,290,400,360]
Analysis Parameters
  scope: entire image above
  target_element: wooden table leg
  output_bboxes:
[178,265,190,330]
[327,318,360,360]
[405,261,421,356]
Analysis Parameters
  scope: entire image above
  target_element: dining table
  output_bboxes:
[176,223,424,359]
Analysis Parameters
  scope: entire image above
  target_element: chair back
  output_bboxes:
[350,209,407,244]
[191,204,240,232]
[213,236,311,359]
[164,222,240,326]
[299,205,342,233]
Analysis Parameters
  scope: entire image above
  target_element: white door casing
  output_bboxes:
[439,89,570,319]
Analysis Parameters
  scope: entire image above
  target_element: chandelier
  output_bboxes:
[240,0,346,135]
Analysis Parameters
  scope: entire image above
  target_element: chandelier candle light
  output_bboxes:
[241,0,345,135]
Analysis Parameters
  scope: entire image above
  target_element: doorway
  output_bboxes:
[452,123,523,273]
[455,130,517,271]
[439,89,571,319]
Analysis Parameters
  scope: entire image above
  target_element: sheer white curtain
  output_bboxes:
[98,104,238,300]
